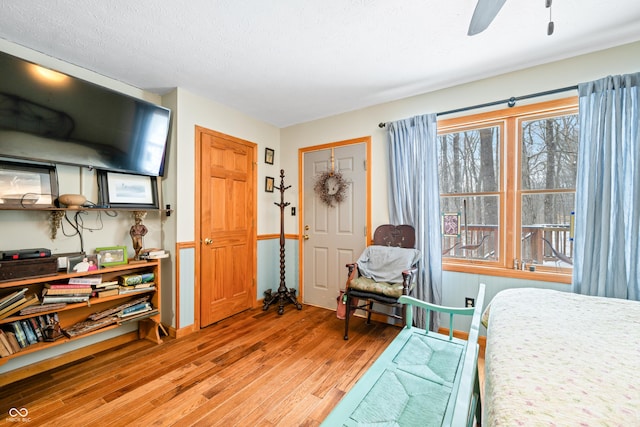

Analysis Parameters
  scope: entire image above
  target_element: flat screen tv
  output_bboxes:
[0,50,171,176]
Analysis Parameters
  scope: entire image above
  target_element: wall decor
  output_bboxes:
[95,246,128,267]
[265,176,275,192]
[265,148,274,165]
[97,170,158,209]
[313,170,348,207]
[0,160,58,208]
[442,212,461,237]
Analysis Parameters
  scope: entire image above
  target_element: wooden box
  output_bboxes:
[0,257,58,282]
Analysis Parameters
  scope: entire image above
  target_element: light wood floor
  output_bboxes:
[0,305,402,426]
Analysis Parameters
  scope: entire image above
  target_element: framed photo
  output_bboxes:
[265,148,274,165]
[442,212,461,237]
[265,176,275,193]
[0,160,58,208]
[97,170,158,209]
[68,254,100,273]
[95,246,128,267]
[56,251,85,271]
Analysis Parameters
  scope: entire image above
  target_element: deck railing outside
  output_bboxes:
[443,224,573,266]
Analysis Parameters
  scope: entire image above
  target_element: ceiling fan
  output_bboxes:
[467,0,507,36]
[468,0,555,36]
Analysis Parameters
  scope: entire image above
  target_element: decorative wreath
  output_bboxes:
[314,171,349,207]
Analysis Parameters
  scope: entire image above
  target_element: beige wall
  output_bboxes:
[280,40,640,232]
[169,88,281,242]
[1,37,639,353]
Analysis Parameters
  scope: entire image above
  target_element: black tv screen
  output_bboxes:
[0,51,171,176]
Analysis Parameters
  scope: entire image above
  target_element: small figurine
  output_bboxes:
[130,211,148,260]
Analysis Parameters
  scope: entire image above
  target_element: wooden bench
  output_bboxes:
[322,283,485,427]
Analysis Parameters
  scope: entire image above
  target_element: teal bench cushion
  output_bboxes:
[322,330,466,427]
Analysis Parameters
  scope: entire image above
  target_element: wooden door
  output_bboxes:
[198,127,256,327]
[302,141,369,310]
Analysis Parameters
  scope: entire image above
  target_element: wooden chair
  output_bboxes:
[343,224,420,340]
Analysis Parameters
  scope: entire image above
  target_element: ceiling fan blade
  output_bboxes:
[468,0,507,35]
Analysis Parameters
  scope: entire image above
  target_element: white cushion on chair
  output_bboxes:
[356,246,421,283]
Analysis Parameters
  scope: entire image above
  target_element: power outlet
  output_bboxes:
[465,297,475,308]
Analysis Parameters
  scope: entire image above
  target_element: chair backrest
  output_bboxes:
[372,224,415,248]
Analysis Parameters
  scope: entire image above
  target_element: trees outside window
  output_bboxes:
[437,98,578,282]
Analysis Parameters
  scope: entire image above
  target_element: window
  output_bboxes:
[437,98,578,282]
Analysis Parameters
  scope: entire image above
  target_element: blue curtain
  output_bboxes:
[387,113,442,329]
[573,72,640,300]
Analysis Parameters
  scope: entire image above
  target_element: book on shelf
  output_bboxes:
[68,275,103,285]
[94,280,119,289]
[0,296,28,318]
[45,283,93,289]
[29,317,44,342]
[4,331,22,353]
[119,285,156,295]
[63,316,117,338]
[0,293,40,321]
[118,302,152,317]
[0,288,29,311]
[96,288,119,298]
[117,309,159,324]
[11,321,28,348]
[19,302,67,316]
[139,248,166,258]
[0,330,13,356]
[43,287,93,296]
[119,272,155,286]
[20,319,38,345]
[42,295,90,304]
[134,282,156,289]
[141,252,169,260]
[88,296,150,321]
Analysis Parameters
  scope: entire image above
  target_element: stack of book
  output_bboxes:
[0,313,62,356]
[94,280,119,298]
[63,316,117,338]
[138,248,169,260]
[42,281,93,304]
[40,275,123,303]
[0,288,39,321]
[118,272,156,294]
[63,296,157,338]
[116,301,155,321]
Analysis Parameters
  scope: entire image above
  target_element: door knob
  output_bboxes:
[303,234,309,240]
[204,238,213,245]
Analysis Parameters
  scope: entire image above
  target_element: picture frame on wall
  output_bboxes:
[97,170,159,209]
[265,148,274,165]
[0,160,58,208]
[95,246,128,267]
[265,176,275,193]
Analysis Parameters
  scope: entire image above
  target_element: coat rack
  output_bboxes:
[263,169,303,315]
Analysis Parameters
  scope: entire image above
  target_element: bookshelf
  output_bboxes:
[0,260,162,376]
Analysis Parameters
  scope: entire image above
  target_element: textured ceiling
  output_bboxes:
[1,0,639,127]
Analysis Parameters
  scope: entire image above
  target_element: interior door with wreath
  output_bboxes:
[302,141,368,310]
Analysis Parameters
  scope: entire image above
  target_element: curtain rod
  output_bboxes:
[378,85,578,128]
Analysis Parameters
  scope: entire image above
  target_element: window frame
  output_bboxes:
[437,97,578,284]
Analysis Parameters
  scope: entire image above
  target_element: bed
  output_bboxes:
[484,288,640,425]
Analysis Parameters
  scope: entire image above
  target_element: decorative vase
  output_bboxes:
[58,194,87,209]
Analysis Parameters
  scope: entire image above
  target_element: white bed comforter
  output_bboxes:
[484,288,640,426]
